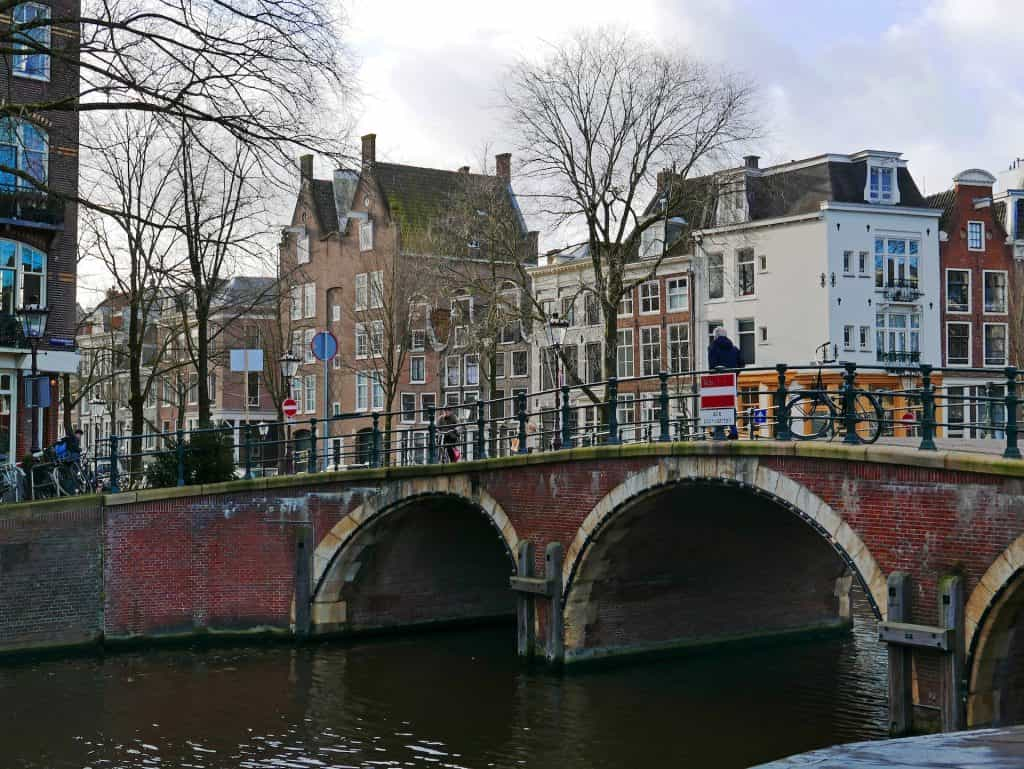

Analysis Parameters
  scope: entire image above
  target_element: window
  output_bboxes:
[370,320,384,355]
[759,326,768,344]
[540,346,558,390]
[946,270,970,313]
[355,273,368,310]
[984,324,1008,367]
[355,323,368,358]
[858,251,868,274]
[401,394,416,423]
[869,165,894,203]
[512,350,528,377]
[303,375,316,413]
[584,293,600,326]
[369,270,384,308]
[707,253,724,299]
[616,328,634,378]
[876,311,920,360]
[984,271,1008,314]
[967,221,984,251]
[303,328,315,363]
[874,236,920,288]
[446,355,460,387]
[0,120,45,190]
[560,294,575,326]
[736,249,755,296]
[465,354,480,386]
[759,255,768,273]
[296,231,309,264]
[420,393,436,422]
[333,355,341,370]
[0,240,46,312]
[842,251,853,275]
[667,324,689,373]
[494,351,506,379]
[617,288,634,316]
[331,304,341,322]
[737,319,755,365]
[187,373,198,404]
[289,285,302,320]
[707,321,723,350]
[491,390,506,420]
[640,281,660,314]
[12,3,51,81]
[666,277,688,312]
[410,355,425,384]
[859,326,870,350]
[304,283,316,318]
[332,402,341,417]
[843,325,854,350]
[640,326,661,376]
[947,323,970,366]
[356,373,377,411]
[359,220,374,251]
[454,325,467,348]
[585,341,602,382]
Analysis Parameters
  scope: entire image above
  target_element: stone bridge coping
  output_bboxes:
[75,440,1024,510]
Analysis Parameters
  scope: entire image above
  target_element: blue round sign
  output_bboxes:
[311,331,338,361]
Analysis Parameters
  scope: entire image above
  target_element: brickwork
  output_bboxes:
[0,498,101,652]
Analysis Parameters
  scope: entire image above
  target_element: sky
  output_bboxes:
[346,0,1023,229]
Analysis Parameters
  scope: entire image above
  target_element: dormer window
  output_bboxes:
[869,166,894,203]
[359,219,374,251]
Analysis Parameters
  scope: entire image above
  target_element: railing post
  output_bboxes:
[476,400,486,460]
[427,406,437,464]
[1004,367,1021,459]
[918,363,937,451]
[658,372,670,442]
[109,433,121,494]
[606,376,620,445]
[842,362,860,445]
[774,364,790,441]
[243,425,253,479]
[175,428,185,487]
[516,392,528,455]
[308,418,319,473]
[560,385,571,449]
[370,413,381,468]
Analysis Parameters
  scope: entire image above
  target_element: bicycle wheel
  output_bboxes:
[849,391,884,444]
[784,392,836,440]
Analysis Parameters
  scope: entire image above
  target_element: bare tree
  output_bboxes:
[505,28,756,383]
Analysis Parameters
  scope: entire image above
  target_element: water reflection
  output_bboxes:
[0,592,885,769]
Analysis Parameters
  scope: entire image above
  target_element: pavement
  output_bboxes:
[752,726,1024,768]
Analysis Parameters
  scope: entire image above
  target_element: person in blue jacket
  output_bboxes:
[707,326,744,439]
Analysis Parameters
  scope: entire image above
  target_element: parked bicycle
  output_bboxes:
[0,462,25,503]
[784,342,884,443]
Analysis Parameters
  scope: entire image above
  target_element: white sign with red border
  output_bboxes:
[700,372,737,427]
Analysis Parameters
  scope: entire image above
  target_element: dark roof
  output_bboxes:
[925,188,956,230]
[215,276,276,310]
[310,179,339,235]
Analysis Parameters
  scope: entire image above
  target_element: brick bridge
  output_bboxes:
[4,441,1024,735]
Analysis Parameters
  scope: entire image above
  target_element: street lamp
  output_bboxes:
[16,298,49,454]
[279,351,300,473]
[547,312,570,450]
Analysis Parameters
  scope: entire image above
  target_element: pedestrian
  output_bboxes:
[438,406,461,462]
[707,326,745,440]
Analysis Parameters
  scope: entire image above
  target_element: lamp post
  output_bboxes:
[257,420,269,475]
[547,312,569,450]
[280,351,300,473]
[16,299,49,454]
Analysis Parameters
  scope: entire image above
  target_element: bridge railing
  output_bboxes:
[68,362,1024,495]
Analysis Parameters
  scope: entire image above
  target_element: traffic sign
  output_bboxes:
[311,331,338,361]
[700,372,737,427]
[282,398,299,418]
[753,408,768,425]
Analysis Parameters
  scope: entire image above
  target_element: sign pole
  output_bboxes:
[323,352,329,471]
[244,348,250,467]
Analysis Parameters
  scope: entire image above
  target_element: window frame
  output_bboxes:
[736,248,755,297]
[945,321,971,368]
[303,374,316,413]
[983,322,1008,368]
[0,239,47,313]
[967,220,984,252]
[511,349,528,378]
[359,219,374,251]
[983,269,1008,315]
[616,328,634,378]
[617,287,634,317]
[639,281,660,315]
[639,325,661,376]
[707,253,724,300]
[354,273,368,310]
[409,355,426,384]
[945,268,971,314]
[12,3,51,82]
[666,277,688,312]
[400,393,417,423]
[666,323,689,374]
[296,230,309,265]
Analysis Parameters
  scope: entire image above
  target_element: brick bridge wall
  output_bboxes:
[2,442,1023,731]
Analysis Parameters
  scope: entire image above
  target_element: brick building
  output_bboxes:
[927,169,1015,438]
[0,0,80,461]
[281,134,535,466]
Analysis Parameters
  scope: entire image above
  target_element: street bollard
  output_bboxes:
[1005,367,1021,459]
[919,364,937,451]
[659,372,670,442]
[842,362,860,445]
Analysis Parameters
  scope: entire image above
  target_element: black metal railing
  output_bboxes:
[880,279,923,302]
[0,188,64,228]
[7,361,1024,500]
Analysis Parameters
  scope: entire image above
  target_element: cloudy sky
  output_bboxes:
[347,0,1022,231]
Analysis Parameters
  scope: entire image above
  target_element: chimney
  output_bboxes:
[299,154,313,181]
[743,155,760,170]
[361,133,376,167]
[495,153,511,182]
[458,165,470,174]
[656,168,673,191]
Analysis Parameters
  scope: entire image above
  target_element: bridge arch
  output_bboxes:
[966,535,1024,727]
[309,476,519,634]
[561,456,887,659]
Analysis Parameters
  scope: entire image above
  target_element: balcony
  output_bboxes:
[877,350,920,371]
[880,279,923,303]
[0,188,65,230]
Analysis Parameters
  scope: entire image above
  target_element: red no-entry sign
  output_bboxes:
[282,397,299,418]
[699,372,737,427]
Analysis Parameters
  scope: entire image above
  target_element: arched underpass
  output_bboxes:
[311,494,516,635]
[969,568,1024,727]
[563,482,873,663]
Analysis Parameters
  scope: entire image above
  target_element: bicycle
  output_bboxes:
[0,463,25,503]
[784,341,884,444]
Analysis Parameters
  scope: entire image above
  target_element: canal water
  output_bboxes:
[0,594,886,769]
